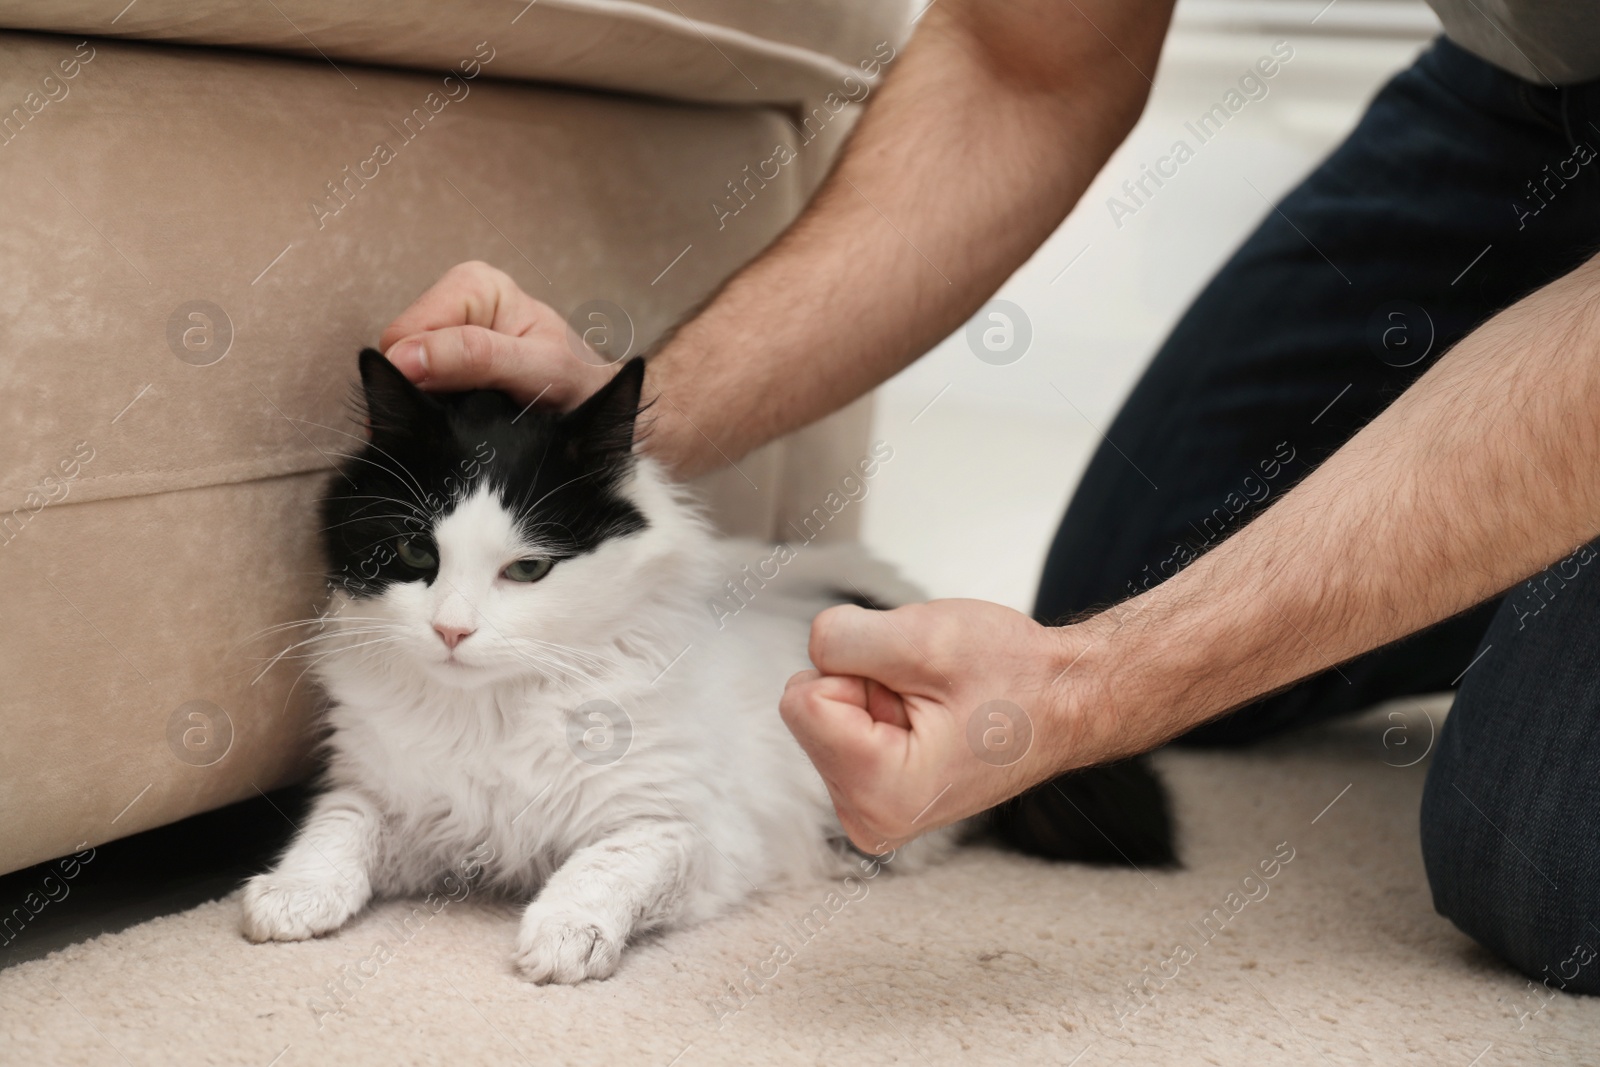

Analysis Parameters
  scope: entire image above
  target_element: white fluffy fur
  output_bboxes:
[241,459,925,983]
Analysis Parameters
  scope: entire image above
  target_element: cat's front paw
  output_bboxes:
[513,906,624,984]
[240,872,364,943]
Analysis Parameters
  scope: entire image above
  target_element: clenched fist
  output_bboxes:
[780,598,1102,853]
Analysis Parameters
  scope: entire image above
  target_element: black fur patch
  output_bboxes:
[986,757,1178,867]
[320,350,648,598]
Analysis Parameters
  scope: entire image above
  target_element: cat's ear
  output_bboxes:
[560,357,646,467]
[358,348,432,436]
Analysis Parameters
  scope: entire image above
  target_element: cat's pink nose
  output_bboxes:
[434,623,475,649]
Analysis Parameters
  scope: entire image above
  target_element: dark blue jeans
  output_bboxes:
[1036,38,1600,992]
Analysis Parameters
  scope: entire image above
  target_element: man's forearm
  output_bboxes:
[1052,253,1600,765]
[644,0,1175,477]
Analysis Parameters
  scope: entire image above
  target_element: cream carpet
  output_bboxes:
[5,699,1598,1066]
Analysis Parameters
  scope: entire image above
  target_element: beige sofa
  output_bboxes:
[0,1,910,877]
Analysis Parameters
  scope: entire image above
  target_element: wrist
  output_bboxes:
[1035,568,1295,777]
[1034,619,1119,776]
[1034,603,1191,777]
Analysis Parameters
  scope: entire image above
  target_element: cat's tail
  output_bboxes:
[984,757,1178,868]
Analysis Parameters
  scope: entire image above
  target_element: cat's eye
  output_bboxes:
[395,537,437,570]
[503,558,554,583]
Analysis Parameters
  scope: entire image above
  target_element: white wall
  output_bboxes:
[860,0,1439,611]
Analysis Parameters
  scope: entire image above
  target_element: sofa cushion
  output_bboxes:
[0,0,912,105]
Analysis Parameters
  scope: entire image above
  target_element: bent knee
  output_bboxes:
[1421,753,1600,995]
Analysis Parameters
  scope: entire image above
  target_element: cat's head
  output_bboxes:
[318,349,700,689]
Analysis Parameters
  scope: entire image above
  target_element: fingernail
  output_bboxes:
[388,341,428,380]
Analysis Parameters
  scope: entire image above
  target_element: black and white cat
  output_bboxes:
[241,351,934,982]
[241,350,1173,984]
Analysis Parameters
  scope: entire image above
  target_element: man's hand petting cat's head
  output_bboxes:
[379,260,619,409]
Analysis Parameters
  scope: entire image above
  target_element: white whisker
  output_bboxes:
[295,415,436,510]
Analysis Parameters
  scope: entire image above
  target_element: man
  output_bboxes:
[378,1,1600,992]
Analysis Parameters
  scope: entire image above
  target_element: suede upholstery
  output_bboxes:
[0,2,902,876]
[0,0,910,104]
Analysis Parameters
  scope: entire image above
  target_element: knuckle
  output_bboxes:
[777,684,803,724]
[799,684,831,720]
[902,605,953,659]
[778,676,823,727]
[810,608,837,642]
[449,259,497,282]
[456,325,500,370]
[446,260,513,303]
[856,801,908,844]
[842,818,882,853]
[808,609,845,664]
[821,603,856,636]
[783,669,818,695]
[778,701,806,737]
